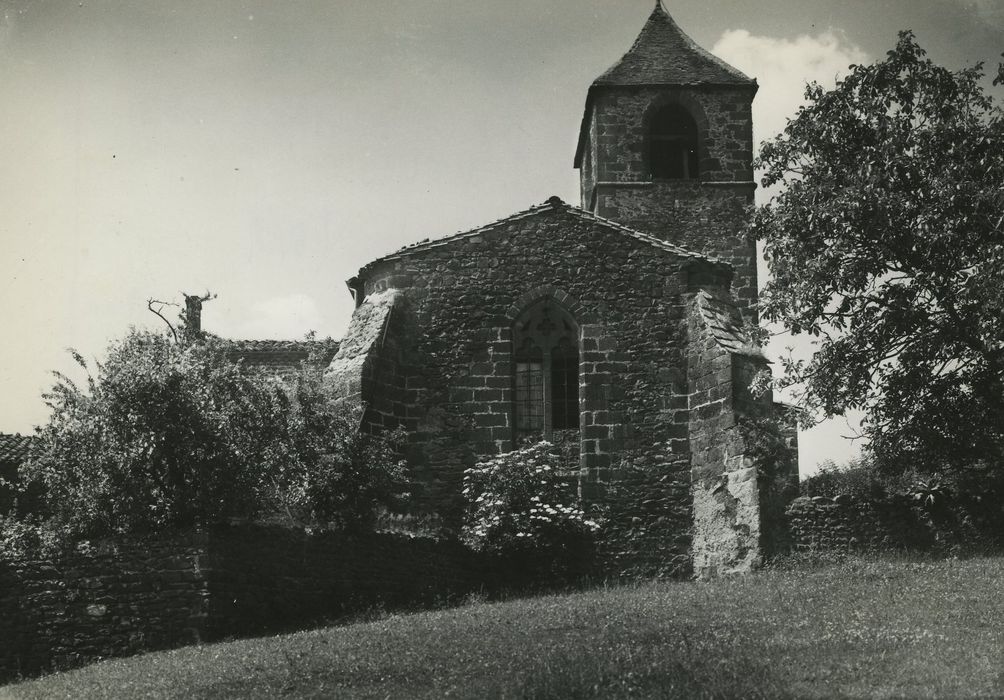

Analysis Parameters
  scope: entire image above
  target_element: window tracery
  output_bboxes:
[513,302,580,441]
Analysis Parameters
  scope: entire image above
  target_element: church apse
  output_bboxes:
[332,201,727,573]
[322,3,795,577]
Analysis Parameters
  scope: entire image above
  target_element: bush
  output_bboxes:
[277,373,410,531]
[741,416,799,554]
[801,458,894,501]
[5,329,411,553]
[19,331,296,540]
[0,513,62,559]
[800,458,1004,553]
[461,442,598,581]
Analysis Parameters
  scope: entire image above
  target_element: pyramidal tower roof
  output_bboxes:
[593,2,754,87]
[575,3,755,167]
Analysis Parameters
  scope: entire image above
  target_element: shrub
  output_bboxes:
[0,513,62,559]
[799,458,1004,553]
[461,441,598,580]
[19,331,297,540]
[277,373,410,531]
[741,416,799,554]
[6,329,411,553]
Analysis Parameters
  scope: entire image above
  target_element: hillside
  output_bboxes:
[5,555,1003,699]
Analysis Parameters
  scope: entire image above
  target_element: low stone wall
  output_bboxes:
[0,526,483,683]
[205,524,483,639]
[0,532,209,681]
[786,495,1004,553]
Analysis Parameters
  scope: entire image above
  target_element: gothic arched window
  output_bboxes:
[648,104,699,180]
[513,301,579,442]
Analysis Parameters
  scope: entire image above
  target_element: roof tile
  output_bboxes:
[696,290,764,358]
[0,433,35,464]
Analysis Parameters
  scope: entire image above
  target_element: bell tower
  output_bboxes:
[575,2,759,315]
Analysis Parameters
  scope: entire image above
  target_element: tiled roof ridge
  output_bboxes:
[571,207,726,265]
[356,196,725,277]
[593,4,754,87]
[225,338,339,352]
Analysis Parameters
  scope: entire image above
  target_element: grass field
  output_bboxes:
[4,554,1004,699]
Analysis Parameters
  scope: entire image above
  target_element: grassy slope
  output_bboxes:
[4,555,1004,699]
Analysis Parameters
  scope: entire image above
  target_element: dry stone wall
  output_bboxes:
[0,532,209,682]
[0,526,482,683]
[786,495,1004,554]
[204,524,482,639]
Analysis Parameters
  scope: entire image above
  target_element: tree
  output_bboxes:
[752,32,1004,471]
[15,326,410,544]
[21,330,297,537]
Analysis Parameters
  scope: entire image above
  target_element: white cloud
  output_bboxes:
[713,30,869,162]
[960,0,1004,30]
[209,293,326,341]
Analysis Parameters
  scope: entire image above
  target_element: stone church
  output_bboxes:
[321,3,797,578]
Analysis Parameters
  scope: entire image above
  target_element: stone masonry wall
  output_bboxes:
[352,203,713,572]
[0,532,209,681]
[686,289,767,577]
[204,525,482,640]
[0,526,482,683]
[580,86,757,317]
[785,495,1004,554]
[596,183,756,315]
[583,87,755,191]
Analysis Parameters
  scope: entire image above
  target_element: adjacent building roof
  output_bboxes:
[575,3,756,167]
[0,433,35,465]
[226,339,340,377]
[352,196,728,288]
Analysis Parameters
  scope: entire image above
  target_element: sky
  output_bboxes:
[2,0,1002,475]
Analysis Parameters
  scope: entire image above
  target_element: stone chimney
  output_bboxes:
[183,293,204,341]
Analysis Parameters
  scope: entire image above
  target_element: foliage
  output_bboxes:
[9,328,410,548]
[279,373,410,531]
[800,458,895,501]
[461,442,598,558]
[805,456,1004,503]
[752,32,1004,470]
[910,476,949,507]
[0,513,62,559]
[801,458,1004,551]
[740,415,799,553]
[20,331,295,539]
